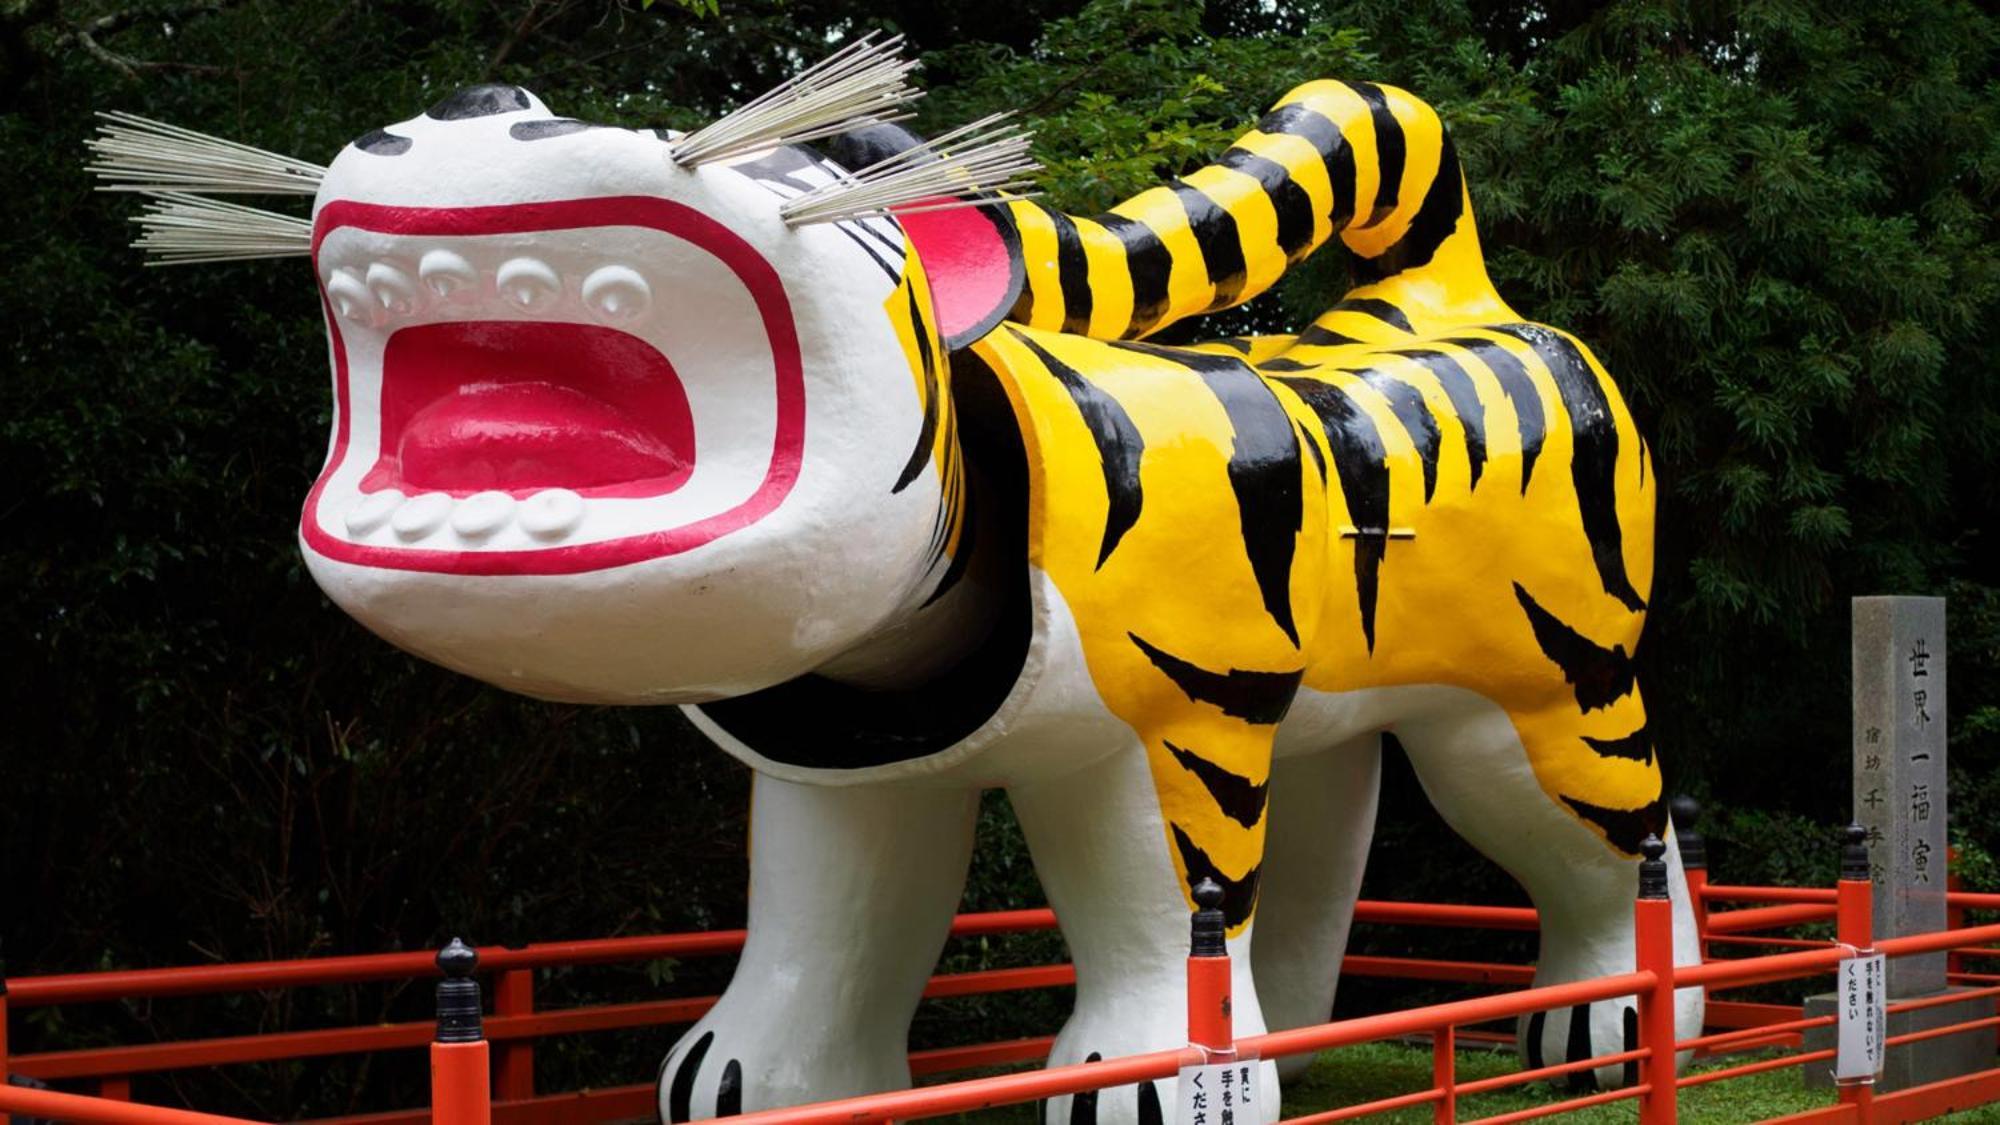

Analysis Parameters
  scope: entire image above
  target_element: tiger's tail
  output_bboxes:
[1005,80,1494,341]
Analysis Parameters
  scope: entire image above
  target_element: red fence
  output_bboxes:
[3,820,1998,1125]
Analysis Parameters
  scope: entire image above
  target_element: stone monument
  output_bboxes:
[1806,596,1989,1091]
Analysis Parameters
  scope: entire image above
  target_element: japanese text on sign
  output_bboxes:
[1176,1061,1255,1125]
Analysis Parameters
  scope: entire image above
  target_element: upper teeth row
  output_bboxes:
[322,253,652,327]
[345,488,587,543]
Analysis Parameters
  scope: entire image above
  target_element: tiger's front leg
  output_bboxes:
[1010,742,1281,1125]
[656,775,978,1122]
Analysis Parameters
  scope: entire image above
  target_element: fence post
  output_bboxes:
[1635,834,1677,1125]
[1431,1023,1455,1125]
[1,939,10,1124]
[432,938,492,1125]
[492,961,535,1102]
[1837,824,1877,1121]
[1186,878,1233,1058]
[1946,846,1965,982]
[1670,796,1708,962]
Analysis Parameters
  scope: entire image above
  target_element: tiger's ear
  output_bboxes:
[897,200,1025,350]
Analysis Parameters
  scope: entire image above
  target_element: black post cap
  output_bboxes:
[1842,823,1871,882]
[434,937,483,1044]
[1670,795,1706,871]
[1638,834,1670,900]
[1190,878,1227,957]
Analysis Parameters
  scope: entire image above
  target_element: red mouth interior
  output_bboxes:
[362,321,695,499]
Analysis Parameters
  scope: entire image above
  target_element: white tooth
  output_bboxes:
[450,490,516,538]
[367,262,421,316]
[519,489,584,539]
[344,489,406,535]
[419,249,479,301]
[582,265,651,323]
[326,269,372,323]
[497,257,560,310]
[390,492,452,539]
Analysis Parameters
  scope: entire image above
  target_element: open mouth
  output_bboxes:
[303,198,804,576]
[366,320,695,499]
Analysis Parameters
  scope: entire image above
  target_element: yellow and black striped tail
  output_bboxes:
[1006,79,1483,341]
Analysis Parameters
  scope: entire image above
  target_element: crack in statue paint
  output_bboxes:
[102,51,1707,1125]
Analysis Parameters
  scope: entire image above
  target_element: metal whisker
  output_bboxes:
[669,32,921,167]
[88,112,325,196]
[780,113,1041,226]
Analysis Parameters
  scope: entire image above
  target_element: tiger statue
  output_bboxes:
[97,51,1703,1125]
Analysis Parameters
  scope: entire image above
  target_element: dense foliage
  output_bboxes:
[3,0,1996,1114]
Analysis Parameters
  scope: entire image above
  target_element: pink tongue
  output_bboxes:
[398,382,689,493]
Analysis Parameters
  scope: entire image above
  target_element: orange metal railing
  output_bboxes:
[4,813,2000,1125]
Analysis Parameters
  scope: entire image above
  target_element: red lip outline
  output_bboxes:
[303,197,804,576]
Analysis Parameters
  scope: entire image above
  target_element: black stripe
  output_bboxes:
[1297,324,1363,348]
[1095,213,1173,338]
[715,1059,743,1117]
[1256,103,1356,230]
[1562,795,1667,856]
[353,129,411,155]
[1171,823,1261,929]
[1342,81,1405,226]
[1565,1003,1597,1092]
[1166,740,1270,829]
[1112,343,1303,645]
[1210,336,1253,354]
[1622,1007,1640,1088]
[891,286,941,493]
[1356,132,1464,281]
[836,223,903,282]
[667,1031,712,1123]
[1394,349,1487,490]
[1128,633,1302,725]
[1525,1011,1548,1070]
[1048,208,1095,334]
[1332,298,1414,334]
[1442,336,1545,491]
[1513,582,1636,712]
[1015,332,1144,568]
[1219,147,1315,260]
[1172,179,1249,310]
[1350,368,1440,502]
[1493,324,1647,612]
[1138,1081,1164,1125]
[1582,724,1654,766]
[1259,357,1316,372]
[1296,419,1328,482]
[1274,377,1390,651]
[1070,1054,1101,1125]
[921,487,976,608]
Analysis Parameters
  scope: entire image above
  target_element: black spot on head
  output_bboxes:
[427,84,533,120]
[510,118,597,141]
[353,129,412,155]
[820,121,930,172]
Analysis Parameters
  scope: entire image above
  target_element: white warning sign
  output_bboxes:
[1175,1059,1255,1125]
[1835,952,1886,1083]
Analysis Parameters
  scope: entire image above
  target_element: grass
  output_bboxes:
[933,1040,2000,1123]
[1280,1040,2000,1122]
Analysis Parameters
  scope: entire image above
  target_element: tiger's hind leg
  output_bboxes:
[1251,734,1382,1079]
[1391,687,1702,1091]
[1008,742,1281,1125]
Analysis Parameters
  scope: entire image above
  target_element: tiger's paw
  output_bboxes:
[654,1007,908,1122]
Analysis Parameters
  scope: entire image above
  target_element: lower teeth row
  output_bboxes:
[343,488,585,542]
